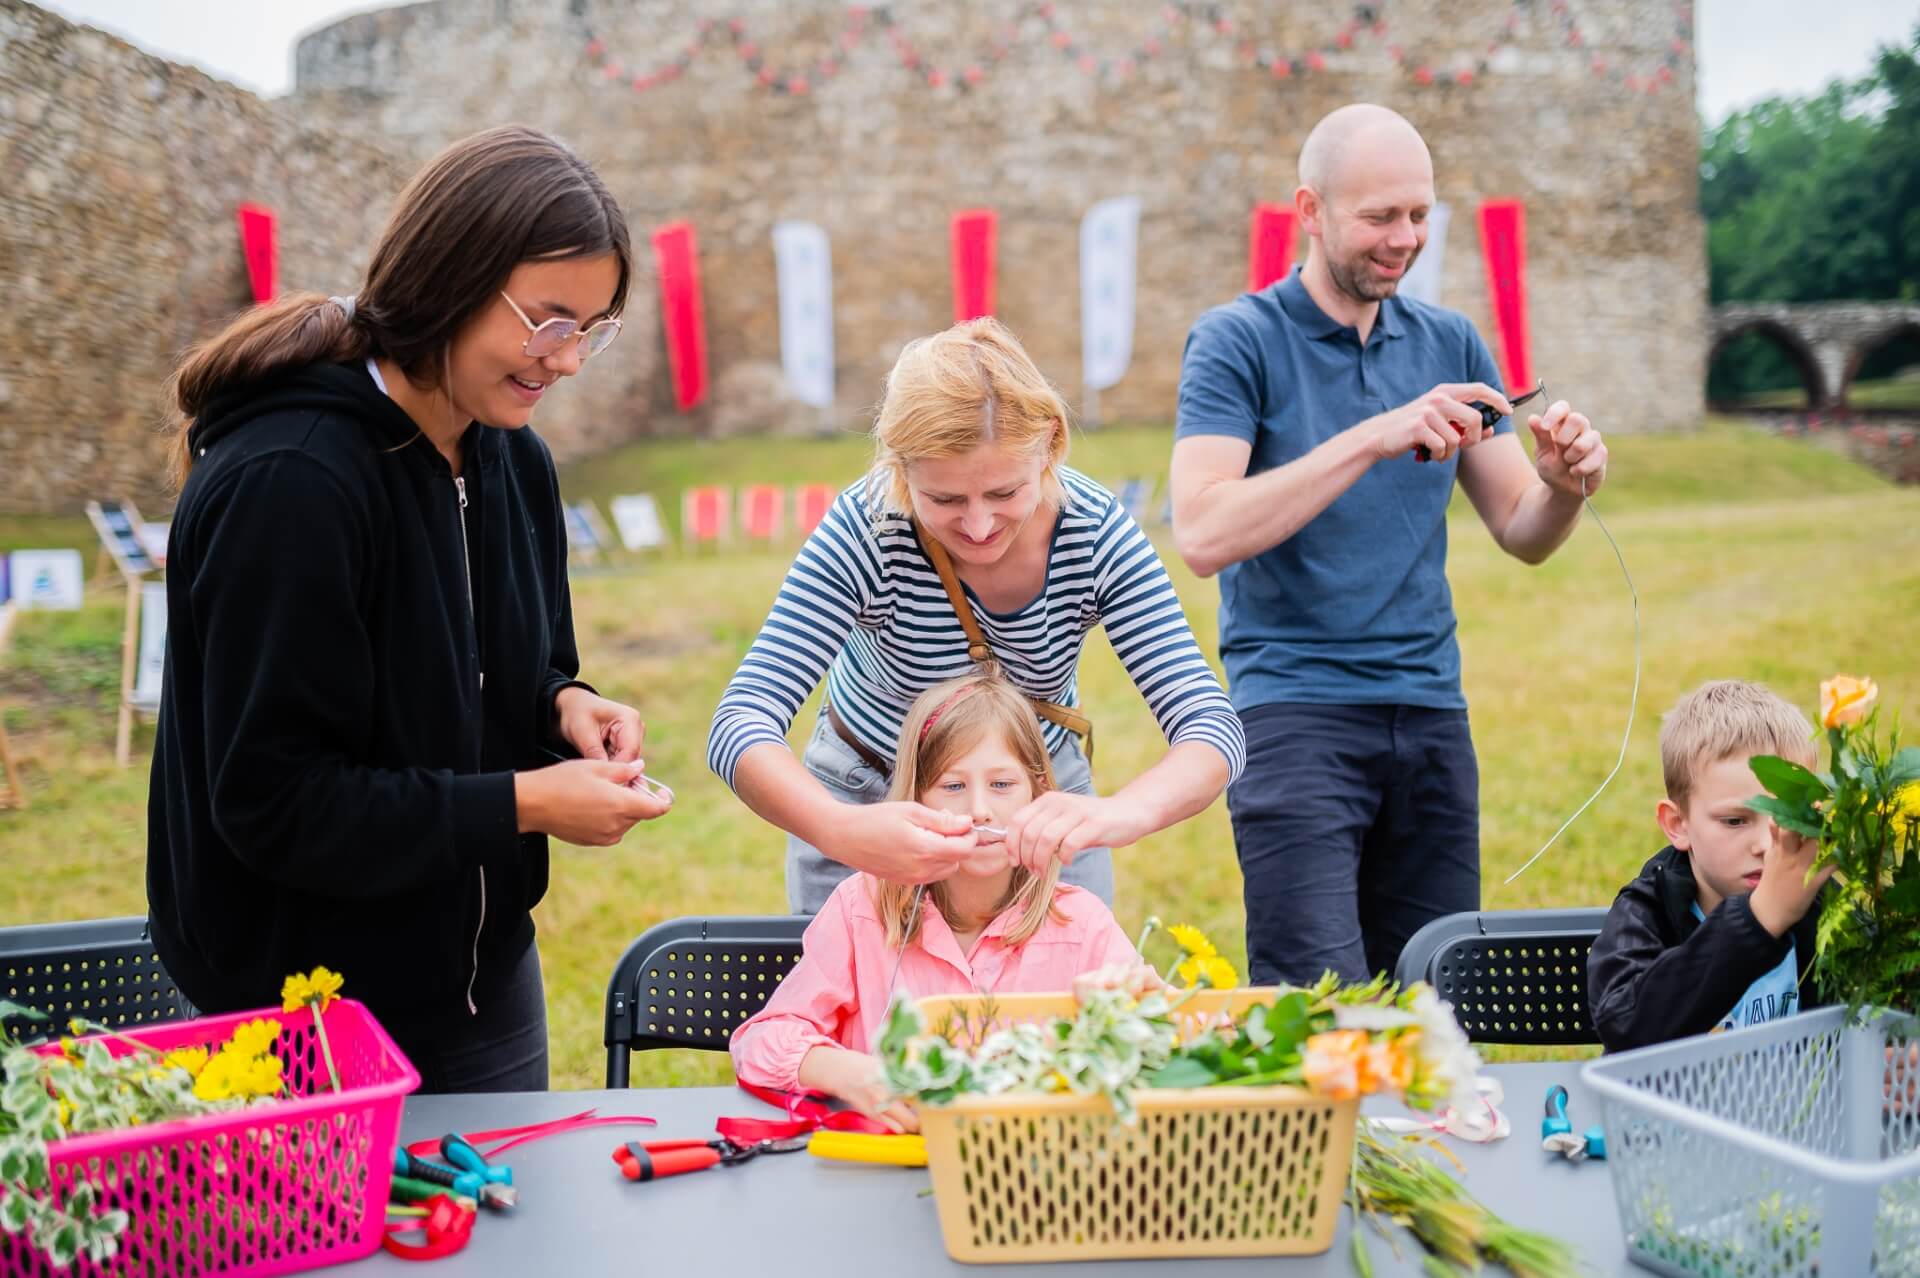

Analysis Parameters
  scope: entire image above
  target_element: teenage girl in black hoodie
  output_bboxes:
[148,126,670,1092]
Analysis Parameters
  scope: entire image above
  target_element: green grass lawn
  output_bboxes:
[1724,372,1920,411]
[3,418,1916,1089]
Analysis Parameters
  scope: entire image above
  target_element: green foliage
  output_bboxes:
[1751,699,1920,1013]
[1702,23,1920,396]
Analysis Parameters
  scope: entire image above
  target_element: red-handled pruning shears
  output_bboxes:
[1414,383,1547,462]
[612,1134,811,1182]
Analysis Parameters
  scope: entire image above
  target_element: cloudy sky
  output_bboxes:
[33,0,1920,121]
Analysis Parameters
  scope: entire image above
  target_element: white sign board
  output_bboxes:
[7,550,84,610]
[132,582,167,710]
[609,494,666,551]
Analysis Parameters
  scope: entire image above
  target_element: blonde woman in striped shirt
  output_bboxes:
[710,318,1245,913]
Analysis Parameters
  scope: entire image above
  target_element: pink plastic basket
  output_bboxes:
[5,998,419,1277]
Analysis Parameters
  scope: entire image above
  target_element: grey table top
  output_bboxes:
[344,1060,1636,1275]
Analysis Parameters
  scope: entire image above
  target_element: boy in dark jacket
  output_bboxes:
[1589,680,1833,1052]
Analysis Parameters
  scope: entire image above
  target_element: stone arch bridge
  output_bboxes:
[1710,303,1920,410]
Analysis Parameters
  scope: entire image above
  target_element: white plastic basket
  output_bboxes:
[1582,1005,1920,1277]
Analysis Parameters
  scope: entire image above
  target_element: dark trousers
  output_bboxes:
[388,941,550,1095]
[1229,703,1481,986]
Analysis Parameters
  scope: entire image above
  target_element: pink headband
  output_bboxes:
[919,683,984,742]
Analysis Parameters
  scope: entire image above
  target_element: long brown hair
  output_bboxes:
[869,673,1067,949]
[165,125,631,486]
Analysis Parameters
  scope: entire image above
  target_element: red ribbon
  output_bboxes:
[405,1108,656,1161]
[382,1194,475,1261]
[715,1082,891,1144]
[950,208,998,323]
[1246,203,1297,293]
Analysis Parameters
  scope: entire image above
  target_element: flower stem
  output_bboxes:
[311,1004,342,1093]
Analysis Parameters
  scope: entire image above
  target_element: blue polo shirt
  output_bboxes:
[1175,268,1508,711]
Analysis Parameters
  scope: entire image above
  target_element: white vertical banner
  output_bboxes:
[1397,200,1450,306]
[771,220,835,408]
[1080,196,1141,392]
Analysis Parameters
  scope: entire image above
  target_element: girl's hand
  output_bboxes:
[799,1046,921,1133]
[1002,792,1154,876]
[554,686,645,763]
[819,801,976,885]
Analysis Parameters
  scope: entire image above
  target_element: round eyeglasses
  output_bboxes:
[499,291,622,360]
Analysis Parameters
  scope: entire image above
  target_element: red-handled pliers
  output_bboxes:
[612,1134,811,1182]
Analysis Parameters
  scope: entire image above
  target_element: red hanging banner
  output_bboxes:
[1246,203,1296,292]
[950,208,997,323]
[1476,199,1532,393]
[235,203,278,304]
[652,221,709,411]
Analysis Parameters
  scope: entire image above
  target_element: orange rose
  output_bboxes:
[1302,1030,1370,1100]
[1820,675,1878,729]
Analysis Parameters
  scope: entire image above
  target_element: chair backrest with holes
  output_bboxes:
[1392,908,1609,1046]
[0,916,188,1040]
[602,915,810,1086]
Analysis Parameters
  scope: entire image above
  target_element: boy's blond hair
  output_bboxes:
[868,317,1070,516]
[868,672,1065,949]
[1660,679,1816,810]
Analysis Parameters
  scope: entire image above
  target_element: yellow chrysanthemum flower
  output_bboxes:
[283,966,345,1014]
[227,1018,282,1060]
[193,1053,238,1102]
[280,973,313,1013]
[162,1046,210,1077]
[1165,924,1217,959]
[1891,781,1920,836]
[1174,954,1240,989]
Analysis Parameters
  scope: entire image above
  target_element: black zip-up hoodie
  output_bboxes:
[147,361,587,1026]
[1587,845,1829,1053]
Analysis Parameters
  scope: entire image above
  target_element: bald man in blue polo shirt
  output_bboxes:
[1171,104,1609,986]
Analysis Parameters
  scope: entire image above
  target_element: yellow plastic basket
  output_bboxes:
[913,990,1360,1263]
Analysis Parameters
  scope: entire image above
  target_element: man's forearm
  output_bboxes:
[1177,426,1378,577]
[1491,481,1586,564]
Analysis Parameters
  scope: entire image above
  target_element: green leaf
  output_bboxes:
[1242,1003,1274,1049]
[1751,755,1826,802]
[1747,795,1825,839]
[1145,1057,1218,1089]
[49,1219,80,1267]
[1886,746,1920,787]
[0,1190,29,1233]
[1268,992,1313,1053]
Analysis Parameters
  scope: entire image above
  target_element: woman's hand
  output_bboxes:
[1002,792,1154,877]
[800,1046,920,1134]
[515,760,671,846]
[553,686,645,763]
[817,801,978,885]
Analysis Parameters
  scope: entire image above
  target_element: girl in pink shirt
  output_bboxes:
[730,673,1140,1131]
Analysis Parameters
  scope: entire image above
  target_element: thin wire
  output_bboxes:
[884,883,927,1005]
[1502,477,1640,885]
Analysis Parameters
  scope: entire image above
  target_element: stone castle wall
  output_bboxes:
[2,0,1706,513]
[0,0,406,513]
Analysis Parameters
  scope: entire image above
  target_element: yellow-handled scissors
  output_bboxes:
[806,1130,928,1167]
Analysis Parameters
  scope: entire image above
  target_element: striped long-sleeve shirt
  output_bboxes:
[707,467,1246,788]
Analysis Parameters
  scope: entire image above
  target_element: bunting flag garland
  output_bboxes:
[1245,203,1296,293]
[652,222,710,412]
[235,203,277,304]
[577,2,1691,100]
[1477,200,1532,394]
[950,209,998,324]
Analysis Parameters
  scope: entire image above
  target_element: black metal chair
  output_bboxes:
[0,916,188,1041]
[1393,907,1609,1046]
[603,915,809,1087]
